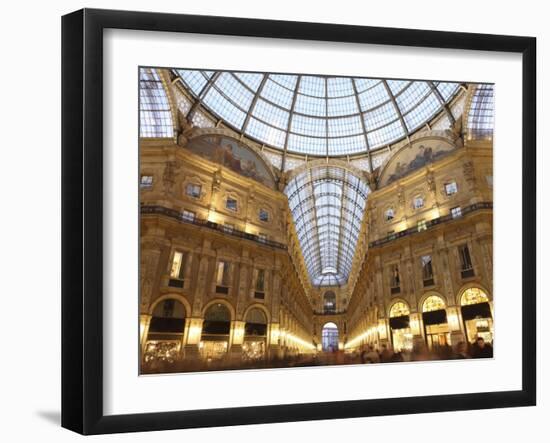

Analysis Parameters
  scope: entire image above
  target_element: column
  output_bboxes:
[183,317,203,359]
[229,320,245,360]
[409,312,425,350]
[268,323,282,358]
[139,238,167,313]
[139,314,152,355]
[447,306,466,346]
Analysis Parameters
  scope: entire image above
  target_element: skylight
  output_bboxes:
[285,166,370,287]
[175,69,460,156]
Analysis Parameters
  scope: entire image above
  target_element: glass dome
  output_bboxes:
[175,69,460,157]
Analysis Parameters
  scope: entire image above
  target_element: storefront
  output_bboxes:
[145,298,186,363]
[243,308,268,360]
[422,295,450,351]
[460,287,493,344]
[389,301,413,352]
[200,303,231,360]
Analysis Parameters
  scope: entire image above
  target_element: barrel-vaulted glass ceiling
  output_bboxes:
[285,167,370,287]
[175,69,460,156]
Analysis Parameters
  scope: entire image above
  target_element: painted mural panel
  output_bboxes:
[379,138,457,187]
[185,135,276,188]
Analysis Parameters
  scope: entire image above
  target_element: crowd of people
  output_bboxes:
[358,337,494,364]
[141,337,493,374]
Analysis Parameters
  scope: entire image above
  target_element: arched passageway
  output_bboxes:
[321,322,339,352]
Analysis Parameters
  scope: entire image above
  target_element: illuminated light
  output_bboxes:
[231,321,245,345]
[378,320,388,339]
[397,219,408,232]
[270,324,280,343]
[447,308,460,331]
[207,208,219,223]
[283,332,315,350]
[139,315,151,344]
[409,315,421,335]
[187,320,203,344]
[430,207,441,220]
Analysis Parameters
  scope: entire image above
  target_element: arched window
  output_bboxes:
[460,287,493,343]
[321,322,339,352]
[460,287,489,306]
[422,295,446,313]
[149,299,186,334]
[202,303,231,335]
[144,298,186,364]
[245,308,268,336]
[389,301,412,352]
[323,291,337,314]
[389,301,410,318]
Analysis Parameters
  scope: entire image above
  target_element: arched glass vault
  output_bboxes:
[285,166,370,287]
[174,69,461,156]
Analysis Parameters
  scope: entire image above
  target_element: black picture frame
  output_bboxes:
[61,8,537,435]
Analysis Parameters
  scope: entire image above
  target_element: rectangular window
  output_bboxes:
[259,209,269,222]
[451,206,462,218]
[186,183,202,198]
[182,209,195,222]
[216,260,231,286]
[458,244,474,278]
[226,198,238,212]
[170,251,186,280]
[421,255,434,286]
[445,181,458,195]
[385,208,395,222]
[140,175,153,189]
[417,220,428,232]
[255,269,265,292]
[413,196,424,209]
[390,264,400,291]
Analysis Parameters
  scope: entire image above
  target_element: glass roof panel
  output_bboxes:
[299,76,326,97]
[173,70,461,156]
[467,84,494,139]
[252,99,290,130]
[403,91,440,131]
[285,167,370,287]
[327,77,355,98]
[327,116,363,137]
[260,79,295,108]
[357,82,390,110]
[234,72,263,90]
[437,82,460,101]
[387,80,411,96]
[294,94,326,117]
[396,81,431,114]
[139,68,173,138]
[327,95,360,117]
[203,88,247,128]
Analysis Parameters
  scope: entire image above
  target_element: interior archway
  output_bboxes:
[321,322,339,352]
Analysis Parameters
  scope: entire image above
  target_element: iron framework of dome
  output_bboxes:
[175,69,461,157]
